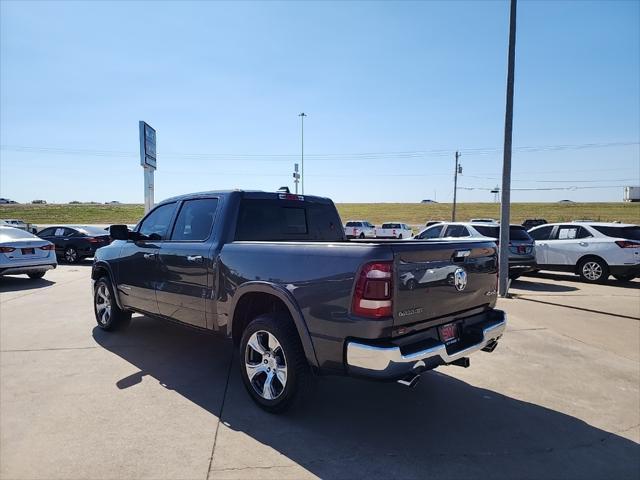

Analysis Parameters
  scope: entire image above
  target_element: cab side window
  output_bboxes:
[170,198,219,241]
[138,202,177,240]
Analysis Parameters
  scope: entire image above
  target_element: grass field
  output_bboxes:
[1,202,638,227]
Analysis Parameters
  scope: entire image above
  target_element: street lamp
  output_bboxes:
[298,112,307,194]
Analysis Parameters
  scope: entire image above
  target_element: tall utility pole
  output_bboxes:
[452,150,461,221]
[298,112,307,194]
[499,0,518,297]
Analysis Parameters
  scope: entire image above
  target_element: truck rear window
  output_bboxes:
[235,199,344,241]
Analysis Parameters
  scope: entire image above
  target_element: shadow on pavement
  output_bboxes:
[92,316,639,479]
[510,278,579,293]
[0,276,55,292]
[523,271,640,290]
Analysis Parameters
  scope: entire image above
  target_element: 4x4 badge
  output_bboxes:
[454,267,467,291]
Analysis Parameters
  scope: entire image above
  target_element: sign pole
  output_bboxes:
[139,121,157,214]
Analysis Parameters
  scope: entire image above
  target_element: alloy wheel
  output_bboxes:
[65,248,77,263]
[95,284,112,326]
[244,330,288,400]
[582,261,602,281]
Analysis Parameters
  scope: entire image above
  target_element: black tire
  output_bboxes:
[64,246,79,264]
[93,276,131,331]
[239,313,311,413]
[406,279,417,290]
[578,257,609,283]
[27,271,46,279]
[614,274,636,282]
[358,233,365,239]
[398,234,403,239]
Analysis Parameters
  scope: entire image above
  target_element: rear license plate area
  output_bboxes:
[439,322,460,345]
[21,248,35,255]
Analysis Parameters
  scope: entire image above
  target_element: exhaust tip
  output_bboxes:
[397,373,420,388]
[449,357,470,368]
[482,340,499,353]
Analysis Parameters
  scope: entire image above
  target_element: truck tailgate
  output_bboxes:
[392,239,498,327]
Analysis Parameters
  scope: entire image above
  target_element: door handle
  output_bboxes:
[187,255,203,262]
[143,253,156,260]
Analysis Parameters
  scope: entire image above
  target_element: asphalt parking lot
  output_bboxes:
[1,265,638,479]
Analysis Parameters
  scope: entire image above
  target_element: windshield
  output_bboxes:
[592,226,640,240]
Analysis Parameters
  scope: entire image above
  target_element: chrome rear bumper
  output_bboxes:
[346,313,506,379]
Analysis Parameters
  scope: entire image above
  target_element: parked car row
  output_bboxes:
[411,220,639,283]
[344,220,413,239]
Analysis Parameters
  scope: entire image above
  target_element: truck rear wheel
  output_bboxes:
[239,313,311,413]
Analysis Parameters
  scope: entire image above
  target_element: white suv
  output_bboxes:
[528,222,640,282]
[344,220,376,239]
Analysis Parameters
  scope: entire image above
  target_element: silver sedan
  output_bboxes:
[0,226,57,279]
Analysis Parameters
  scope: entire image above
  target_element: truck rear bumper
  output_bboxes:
[346,311,506,379]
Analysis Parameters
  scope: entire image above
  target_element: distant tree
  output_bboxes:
[31,199,47,204]
[69,200,81,204]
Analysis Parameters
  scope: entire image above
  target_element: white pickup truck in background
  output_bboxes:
[344,220,376,239]
[376,222,413,239]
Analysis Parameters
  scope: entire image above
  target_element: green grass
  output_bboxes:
[1,202,638,226]
[0,204,145,224]
[337,202,640,226]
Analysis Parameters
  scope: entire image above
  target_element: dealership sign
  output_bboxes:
[139,121,156,169]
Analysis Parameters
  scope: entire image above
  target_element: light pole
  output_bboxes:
[499,0,518,297]
[298,112,307,194]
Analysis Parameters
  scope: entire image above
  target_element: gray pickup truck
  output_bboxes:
[92,190,506,412]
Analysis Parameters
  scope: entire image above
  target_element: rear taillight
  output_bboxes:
[39,244,55,251]
[352,261,393,318]
[0,247,15,253]
[615,240,640,248]
[87,237,100,243]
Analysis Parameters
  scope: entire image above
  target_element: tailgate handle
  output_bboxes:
[452,249,471,262]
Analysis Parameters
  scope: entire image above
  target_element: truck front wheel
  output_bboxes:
[239,313,311,413]
[93,277,131,331]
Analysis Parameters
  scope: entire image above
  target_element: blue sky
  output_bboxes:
[1,0,638,204]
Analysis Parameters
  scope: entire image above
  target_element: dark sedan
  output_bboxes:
[37,226,111,263]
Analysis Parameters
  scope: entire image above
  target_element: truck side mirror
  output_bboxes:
[109,224,130,240]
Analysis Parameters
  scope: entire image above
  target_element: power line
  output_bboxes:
[459,184,631,191]
[1,140,637,162]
